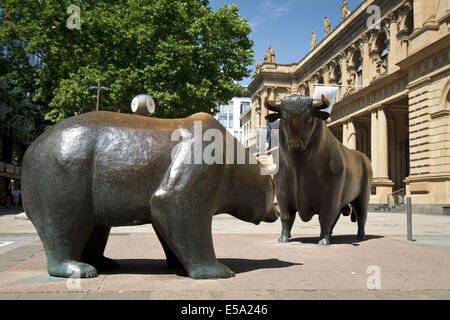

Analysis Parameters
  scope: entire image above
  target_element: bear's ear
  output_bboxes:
[265,113,280,123]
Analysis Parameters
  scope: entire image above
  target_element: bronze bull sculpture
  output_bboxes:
[21,111,279,279]
[265,95,372,245]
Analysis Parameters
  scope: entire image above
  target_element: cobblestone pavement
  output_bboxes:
[0,209,449,300]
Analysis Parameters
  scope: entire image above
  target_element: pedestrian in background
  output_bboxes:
[4,184,12,209]
[13,189,21,208]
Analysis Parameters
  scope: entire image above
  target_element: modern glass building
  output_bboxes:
[215,90,251,143]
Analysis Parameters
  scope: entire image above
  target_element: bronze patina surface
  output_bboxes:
[265,95,373,245]
[21,111,279,279]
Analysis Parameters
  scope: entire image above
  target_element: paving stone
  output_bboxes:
[0,293,21,300]
[84,292,151,300]
[0,213,449,299]
[18,292,86,300]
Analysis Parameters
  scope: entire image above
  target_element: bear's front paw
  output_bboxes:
[48,261,98,278]
[187,262,235,279]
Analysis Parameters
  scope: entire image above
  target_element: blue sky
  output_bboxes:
[209,0,362,86]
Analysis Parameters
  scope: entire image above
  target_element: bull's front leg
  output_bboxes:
[278,205,296,243]
[318,202,341,245]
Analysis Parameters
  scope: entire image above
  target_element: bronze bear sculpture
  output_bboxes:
[21,111,279,279]
[265,94,373,245]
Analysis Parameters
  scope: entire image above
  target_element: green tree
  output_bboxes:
[0,0,253,125]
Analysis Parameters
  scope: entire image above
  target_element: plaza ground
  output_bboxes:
[0,207,449,300]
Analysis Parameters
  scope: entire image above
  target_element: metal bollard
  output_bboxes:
[407,197,413,241]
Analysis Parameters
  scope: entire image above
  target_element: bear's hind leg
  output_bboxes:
[82,226,119,270]
[34,218,98,278]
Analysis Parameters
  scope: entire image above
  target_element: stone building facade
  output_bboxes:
[246,0,450,214]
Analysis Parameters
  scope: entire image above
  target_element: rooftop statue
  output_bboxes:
[252,62,262,79]
[324,16,331,35]
[263,45,276,64]
[310,31,317,50]
[341,0,350,21]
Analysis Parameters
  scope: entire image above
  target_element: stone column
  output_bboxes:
[368,29,379,81]
[400,38,409,59]
[362,34,371,87]
[250,96,258,132]
[342,122,349,147]
[328,62,337,85]
[387,14,399,73]
[370,106,394,203]
[261,87,273,126]
[323,68,330,84]
[377,107,389,179]
[339,52,348,92]
[371,110,379,177]
[347,120,356,150]
[308,80,316,98]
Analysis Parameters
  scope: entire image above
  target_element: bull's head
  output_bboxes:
[264,95,330,154]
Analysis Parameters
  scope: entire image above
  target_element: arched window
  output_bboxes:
[334,65,342,85]
[445,88,450,110]
[318,75,324,85]
[405,10,414,35]
[353,50,363,87]
[353,50,363,90]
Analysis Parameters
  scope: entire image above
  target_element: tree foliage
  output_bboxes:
[0,0,253,126]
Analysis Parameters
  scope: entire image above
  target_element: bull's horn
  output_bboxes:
[264,97,281,112]
[313,94,330,110]
[313,99,323,108]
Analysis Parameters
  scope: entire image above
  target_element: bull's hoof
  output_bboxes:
[357,233,365,241]
[318,237,330,245]
[278,235,290,243]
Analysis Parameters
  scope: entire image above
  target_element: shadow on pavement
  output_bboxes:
[101,258,301,277]
[290,234,384,246]
[0,207,24,216]
[102,259,182,276]
[219,258,302,274]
